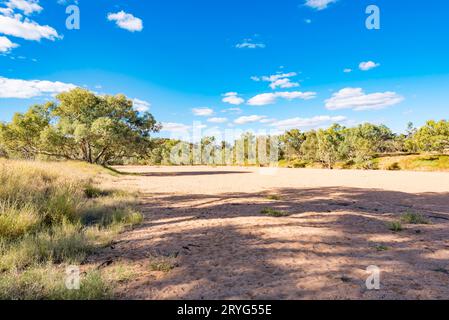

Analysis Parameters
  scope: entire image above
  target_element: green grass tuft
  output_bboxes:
[149,256,178,273]
[401,212,429,225]
[0,159,143,299]
[261,207,289,217]
[387,221,403,232]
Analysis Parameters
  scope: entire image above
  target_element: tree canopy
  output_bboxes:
[0,88,160,165]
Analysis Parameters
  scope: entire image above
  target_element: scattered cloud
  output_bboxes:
[359,61,380,71]
[325,88,404,111]
[304,0,337,10]
[132,98,151,112]
[234,115,267,125]
[192,107,214,116]
[222,92,244,105]
[221,107,242,114]
[251,72,300,90]
[0,76,76,98]
[247,91,316,106]
[160,122,190,132]
[235,38,265,49]
[0,36,18,53]
[343,68,352,73]
[107,11,143,32]
[271,115,347,130]
[304,19,312,24]
[260,118,277,124]
[207,117,228,123]
[6,0,43,15]
[0,13,60,41]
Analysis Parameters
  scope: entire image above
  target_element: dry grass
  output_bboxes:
[0,159,143,299]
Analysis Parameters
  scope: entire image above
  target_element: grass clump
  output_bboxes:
[0,202,40,240]
[0,266,111,300]
[374,245,389,252]
[148,256,178,273]
[261,207,289,217]
[387,221,403,232]
[266,194,282,201]
[401,212,429,225]
[0,159,143,299]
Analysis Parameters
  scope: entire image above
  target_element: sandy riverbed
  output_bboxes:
[93,166,449,299]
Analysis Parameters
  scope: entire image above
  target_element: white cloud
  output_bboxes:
[252,72,300,90]
[234,115,267,125]
[260,118,276,124]
[207,117,227,123]
[132,98,151,112]
[161,122,190,132]
[192,107,214,116]
[221,107,242,114]
[107,11,143,32]
[343,68,352,73]
[325,88,404,111]
[0,77,76,98]
[222,92,244,105]
[305,0,337,10]
[247,91,316,106]
[271,115,347,130]
[359,61,380,71]
[6,0,43,15]
[0,13,60,41]
[235,39,265,49]
[0,36,18,53]
[0,8,14,16]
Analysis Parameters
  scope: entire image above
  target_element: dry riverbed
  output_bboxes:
[93,166,449,299]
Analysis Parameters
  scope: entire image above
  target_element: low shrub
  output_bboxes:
[261,208,289,217]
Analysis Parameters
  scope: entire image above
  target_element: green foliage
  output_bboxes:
[0,160,143,299]
[0,88,160,165]
[280,129,306,160]
[401,212,429,225]
[0,266,112,300]
[316,124,345,169]
[387,221,403,232]
[408,120,449,153]
[261,208,289,217]
[148,256,178,273]
[374,245,389,251]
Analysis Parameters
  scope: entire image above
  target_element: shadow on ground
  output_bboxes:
[96,186,449,299]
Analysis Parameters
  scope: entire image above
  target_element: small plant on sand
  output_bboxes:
[387,221,403,232]
[266,194,282,201]
[401,212,429,225]
[261,208,289,217]
[148,256,178,273]
[375,245,389,251]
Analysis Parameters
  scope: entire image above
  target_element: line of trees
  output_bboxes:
[147,121,449,168]
[0,88,448,167]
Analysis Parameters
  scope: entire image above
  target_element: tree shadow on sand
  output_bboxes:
[96,187,449,299]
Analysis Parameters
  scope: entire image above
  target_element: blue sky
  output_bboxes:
[0,0,448,139]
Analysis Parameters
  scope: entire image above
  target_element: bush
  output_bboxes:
[291,160,308,168]
[401,212,429,225]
